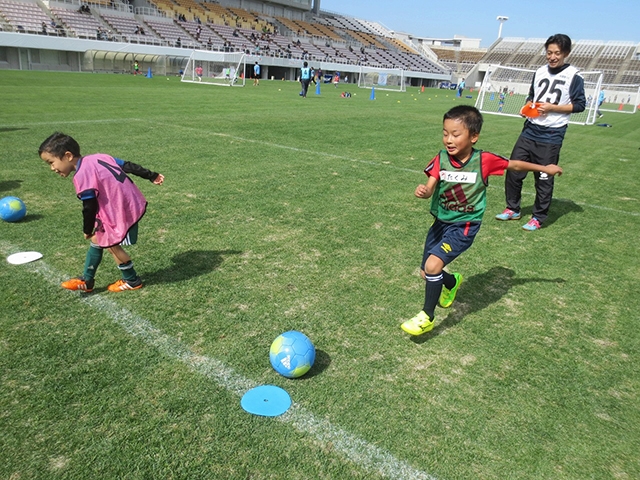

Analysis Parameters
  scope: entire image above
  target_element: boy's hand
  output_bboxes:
[415,184,430,198]
[153,174,165,185]
[545,165,563,176]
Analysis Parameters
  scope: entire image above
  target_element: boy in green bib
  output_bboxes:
[401,106,563,336]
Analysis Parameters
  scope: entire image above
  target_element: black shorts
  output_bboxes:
[120,222,139,246]
[421,219,481,269]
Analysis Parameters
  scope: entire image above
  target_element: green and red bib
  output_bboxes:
[430,149,487,223]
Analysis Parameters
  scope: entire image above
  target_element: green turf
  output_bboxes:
[1,70,639,480]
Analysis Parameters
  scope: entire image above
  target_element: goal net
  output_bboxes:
[357,66,406,92]
[181,51,246,87]
[596,83,640,114]
[475,65,603,125]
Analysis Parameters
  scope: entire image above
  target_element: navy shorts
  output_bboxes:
[421,219,481,269]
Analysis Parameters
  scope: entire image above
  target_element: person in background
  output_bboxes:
[300,61,311,98]
[495,33,585,231]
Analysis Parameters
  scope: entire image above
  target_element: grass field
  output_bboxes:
[1,70,639,480]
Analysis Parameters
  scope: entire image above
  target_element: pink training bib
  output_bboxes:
[73,154,148,248]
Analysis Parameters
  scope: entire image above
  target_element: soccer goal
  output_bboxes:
[596,83,640,114]
[357,65,406,92]
[475,64,603,125]
[182,51,246,87]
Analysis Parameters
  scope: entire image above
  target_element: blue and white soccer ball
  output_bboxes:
[0,196,27,222]
[270,330,316,379]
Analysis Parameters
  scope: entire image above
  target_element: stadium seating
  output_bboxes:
[1,0,638,84]
[463,37,640,85]
[0,0,55,35]
[50,5,106,40]
[100,11,161,43]
[144,17,197,48]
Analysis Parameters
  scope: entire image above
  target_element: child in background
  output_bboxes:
[39,132,164,293]
[401,106,563,336]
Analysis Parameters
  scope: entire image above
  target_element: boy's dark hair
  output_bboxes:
[443,105,483,136]
[545,34,572,54]
[39,132,81,158]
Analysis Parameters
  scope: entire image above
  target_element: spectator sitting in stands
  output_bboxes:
[233,29,239,37]
[175,37,181,48]
[207,37,212,49]
[41,22,47,34]
[79,4,90,14]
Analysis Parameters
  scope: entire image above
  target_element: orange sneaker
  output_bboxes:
[61,277,94,292]
[107,278,143,292]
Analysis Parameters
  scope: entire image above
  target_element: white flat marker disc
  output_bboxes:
[7,251,43,265]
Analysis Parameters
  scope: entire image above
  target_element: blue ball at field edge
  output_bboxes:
[270,330,316,379]
[0,196,27,222]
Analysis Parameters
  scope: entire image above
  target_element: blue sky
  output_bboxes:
[319,0,640,48]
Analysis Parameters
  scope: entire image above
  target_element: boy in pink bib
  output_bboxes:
[39,132,164,293]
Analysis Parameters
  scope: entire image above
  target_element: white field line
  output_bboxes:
[0,118,145,128]
[156,123,640,218]
[0,245,438,480]
[6,116,636,217]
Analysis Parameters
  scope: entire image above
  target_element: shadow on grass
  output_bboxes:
[411,266,565,344]
[0,128,28,133]
[516,198,584,227]
[18,214,44,223]
[144,249,242,285]
[300,349,331,380]
[0,180,24,194]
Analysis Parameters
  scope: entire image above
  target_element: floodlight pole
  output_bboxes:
[496,16,509,38]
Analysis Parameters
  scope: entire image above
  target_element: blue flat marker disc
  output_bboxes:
[241,385,291,417]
